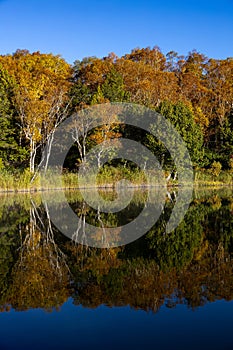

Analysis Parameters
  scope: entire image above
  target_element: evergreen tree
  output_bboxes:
[0,65,27,168]
[101,69,130,102]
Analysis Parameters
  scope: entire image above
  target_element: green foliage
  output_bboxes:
[91,85,106,105]
[69,80,92,109]
[219,114,233,168]
[146,203,204,270]
[229,158,233,172]
[155,101,204,167]
[210,161,222,177]
[0,64,28,168]
[101,69,130,102]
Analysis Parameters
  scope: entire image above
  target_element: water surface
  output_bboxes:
[0,187,232,349]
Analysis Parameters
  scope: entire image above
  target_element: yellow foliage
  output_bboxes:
[0,51,72,144]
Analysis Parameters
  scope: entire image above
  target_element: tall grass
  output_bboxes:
[0,166,232,192]
[194,169,233,186]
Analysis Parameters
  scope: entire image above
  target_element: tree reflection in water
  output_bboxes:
[0,188,232,313]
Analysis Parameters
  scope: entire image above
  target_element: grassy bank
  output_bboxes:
[0,167,232,192]
[194,168,233,187]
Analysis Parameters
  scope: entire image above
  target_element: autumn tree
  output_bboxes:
[204,58,233,161]
[123,46,166,71]
[0,50,72,173]
[115,48,178,107]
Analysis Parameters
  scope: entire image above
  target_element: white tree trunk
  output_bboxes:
[29,138,36,173]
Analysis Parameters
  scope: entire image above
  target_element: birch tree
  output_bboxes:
[0,50,72,173]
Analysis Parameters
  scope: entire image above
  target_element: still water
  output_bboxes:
[0,187,232,350]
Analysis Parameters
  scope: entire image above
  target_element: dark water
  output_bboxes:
[0,187,232,350]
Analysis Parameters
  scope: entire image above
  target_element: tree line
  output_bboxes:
[0,47,233,174]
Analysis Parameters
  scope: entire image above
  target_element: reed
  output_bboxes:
[0,166,232,193]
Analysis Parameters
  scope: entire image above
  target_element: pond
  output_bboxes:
[0,187,232,350]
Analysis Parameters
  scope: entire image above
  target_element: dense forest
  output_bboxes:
[0,47,233,180]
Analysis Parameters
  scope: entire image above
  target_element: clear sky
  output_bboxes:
[0,0,233,64]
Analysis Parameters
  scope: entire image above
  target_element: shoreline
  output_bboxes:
[0,182,232,194]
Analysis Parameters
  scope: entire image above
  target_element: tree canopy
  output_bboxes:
[0,47,232,173]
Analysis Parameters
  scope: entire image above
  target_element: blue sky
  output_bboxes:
[0,0,232,64]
